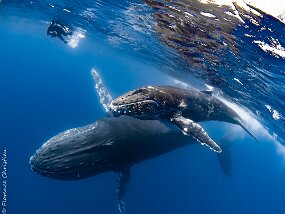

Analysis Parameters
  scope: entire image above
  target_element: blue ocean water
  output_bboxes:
[1,1,285,214]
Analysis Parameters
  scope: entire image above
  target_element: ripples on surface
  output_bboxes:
[1,0,285,143]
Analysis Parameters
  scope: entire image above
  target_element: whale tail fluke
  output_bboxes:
[217,145,232,176]
[217,132,236,176]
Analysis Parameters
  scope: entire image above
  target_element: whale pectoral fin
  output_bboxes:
[91,68,113,113]
[171,116,222,153]
[116,167,131,214]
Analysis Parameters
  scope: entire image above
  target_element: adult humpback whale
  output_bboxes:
[30,115,234,213]
[30,116,194,212]
[110,86,258,152]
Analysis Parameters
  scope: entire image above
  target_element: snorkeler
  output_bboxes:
[47,20,72,43]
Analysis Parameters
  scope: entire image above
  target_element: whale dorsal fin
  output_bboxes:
[116,166,131,214]
[200,89,213,95]
[171,115,222,153]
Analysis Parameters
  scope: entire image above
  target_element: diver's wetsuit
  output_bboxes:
[47,21,72,43]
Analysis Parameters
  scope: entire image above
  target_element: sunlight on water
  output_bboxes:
[199,0,285,23]
[1,1,285,213]
[265,105,282,120]
[254,38,285,59]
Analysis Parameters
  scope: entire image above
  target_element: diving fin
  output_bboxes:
[171,115,222,153]
[116,167,131,214]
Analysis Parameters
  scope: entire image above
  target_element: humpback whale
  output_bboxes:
[110,86,258,152]
[30,117,192,181]
[30,69,234,214]
[30,116,194,213]
[30,116,233,213]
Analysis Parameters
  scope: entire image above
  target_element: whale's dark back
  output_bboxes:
[156,86,242,125]
[151,86,259,142]
[30,116,191,180]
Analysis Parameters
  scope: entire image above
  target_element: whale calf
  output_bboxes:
[110,86,258,152]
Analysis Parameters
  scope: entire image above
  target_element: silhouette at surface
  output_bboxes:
[47,20,72,43]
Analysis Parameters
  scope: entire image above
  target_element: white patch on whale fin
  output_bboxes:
[91,69,113,113]
[171,115,222,153]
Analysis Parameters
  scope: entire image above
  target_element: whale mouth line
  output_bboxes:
[110,99,158,110]
[31,164,80,174]
[30,155,90,175]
